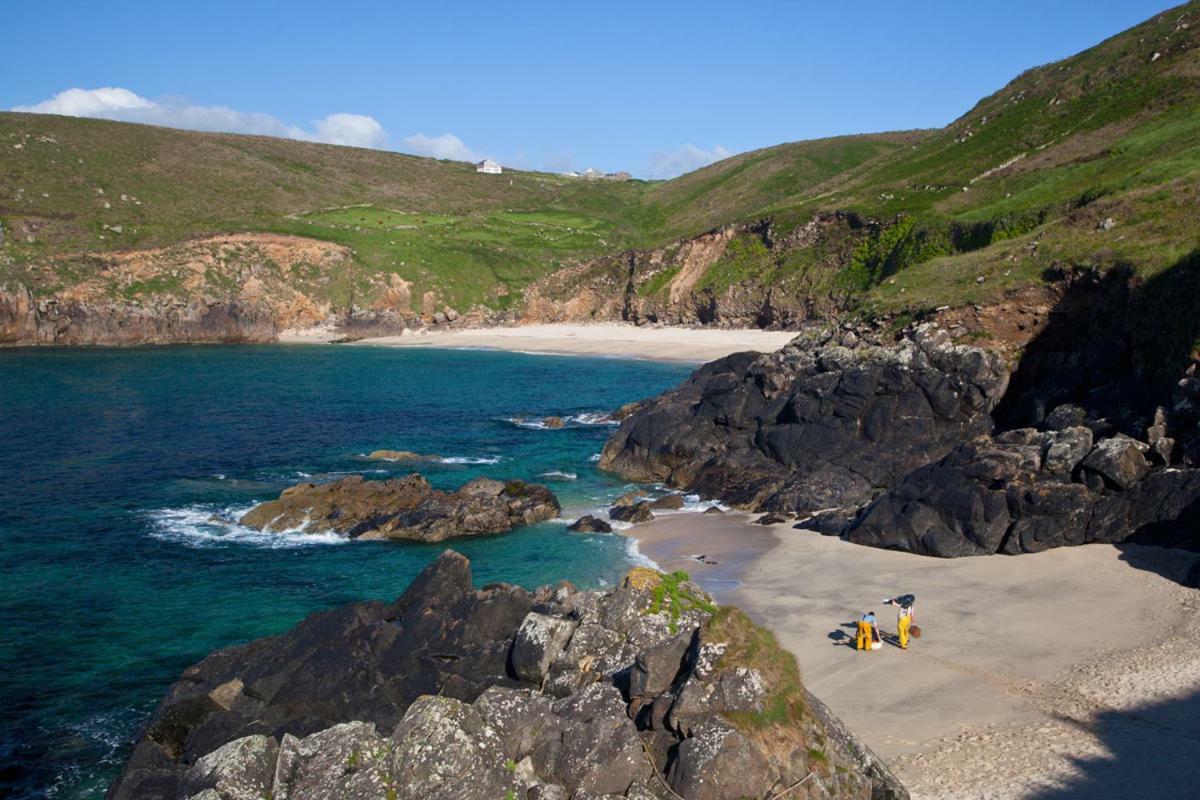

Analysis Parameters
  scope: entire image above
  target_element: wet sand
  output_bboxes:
[628,513,1200,799]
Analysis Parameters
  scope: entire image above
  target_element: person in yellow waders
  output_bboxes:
[886,594,916,649]
[856,611,879,651]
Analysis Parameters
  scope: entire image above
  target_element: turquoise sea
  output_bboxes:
[0,345,692,799]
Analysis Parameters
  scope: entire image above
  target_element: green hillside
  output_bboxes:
[2,1,1199,322]
[679,0,1200,314]
[0,113,901,312]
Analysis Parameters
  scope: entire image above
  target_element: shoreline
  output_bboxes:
[316,323,797,362]
[626,513,1200,799]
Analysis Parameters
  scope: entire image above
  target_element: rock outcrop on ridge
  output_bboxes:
[238,474,560,542]
[601,322,1200,557]
[107,551,905,800]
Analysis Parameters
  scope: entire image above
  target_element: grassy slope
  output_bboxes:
[0,113,901,312]
[2,2,1198,319]
[811,0,1200,313]
[627,2,1200,315]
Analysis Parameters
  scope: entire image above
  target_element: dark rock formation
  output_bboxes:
[610,501,654,524]
[601,323,1009,514]
[567,515,613,533]
[649,493,686,510]
[108,552,901,800]
[238,474,560,542]
[844,427,1200,556]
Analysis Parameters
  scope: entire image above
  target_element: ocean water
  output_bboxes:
[0,345,692,799]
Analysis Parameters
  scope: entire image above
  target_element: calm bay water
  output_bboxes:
[0,345,691,799]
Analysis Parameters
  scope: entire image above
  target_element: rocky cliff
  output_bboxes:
[107,551,905,800]
[522,215,865,329]
[601,314,1200,557]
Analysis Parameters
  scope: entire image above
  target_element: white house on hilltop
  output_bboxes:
[475,159,502,174]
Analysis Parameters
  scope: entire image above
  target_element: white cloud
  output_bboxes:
[15,86,154,116]
[398,132,482,162]
[313,113,387,148]
[12,87,387,149]
[648,143,732,179]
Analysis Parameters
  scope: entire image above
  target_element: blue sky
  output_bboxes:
[0,0,1180,177]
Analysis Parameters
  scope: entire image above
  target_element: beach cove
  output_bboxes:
[630,514,1200,799]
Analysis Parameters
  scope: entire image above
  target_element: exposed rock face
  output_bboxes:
[844,427,1200,556]
[601,323,1009,514]
[108,552,901,800]
[522,215,866,329]
[0,283,279,345]
[238,474,560,542]
[0,234,350,345]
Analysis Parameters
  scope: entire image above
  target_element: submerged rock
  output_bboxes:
[108,552,904,800]
[238,473,560,542]
[365,449,433,461]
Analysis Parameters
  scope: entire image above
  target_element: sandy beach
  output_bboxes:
[338,323,798,362]
[630,514,1200,800]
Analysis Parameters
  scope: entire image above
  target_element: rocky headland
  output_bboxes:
[238,474,560,543]
[601,316,1200,557]
[107,551,905,800]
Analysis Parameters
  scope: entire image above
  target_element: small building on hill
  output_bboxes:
[476,159,502,174]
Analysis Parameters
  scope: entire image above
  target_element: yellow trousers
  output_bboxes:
[856,621,874,650]
[898,614,912,649]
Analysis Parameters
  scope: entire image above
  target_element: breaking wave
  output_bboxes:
[147,505,347,549]
[501,411,616,430]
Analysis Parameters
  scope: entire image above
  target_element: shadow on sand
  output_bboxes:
[1114,541,1200,588]
[1027,687,1200,800]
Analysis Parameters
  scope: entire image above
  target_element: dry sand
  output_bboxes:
[630,514,1200,800]
[346,323,798,362]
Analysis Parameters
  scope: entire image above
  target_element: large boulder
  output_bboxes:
[510,612,578,684]
[609,501,654,524]
[108,553,891,800]
[238,474,560,542]
[668,720,771,800]
[567,515,613,533]
[1080,435,1150,490]
[180,735,277,800]
[600,323,1009,514]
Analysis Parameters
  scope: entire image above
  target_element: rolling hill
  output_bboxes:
[2,1,1199,343]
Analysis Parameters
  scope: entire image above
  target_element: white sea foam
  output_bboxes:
[566,412,618,426]
[589,453,602,462]
[439,456,503,465]
[502,411,616,430]
[539,470,578,480]
[623,532,661,570]
[148,505,348,549]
